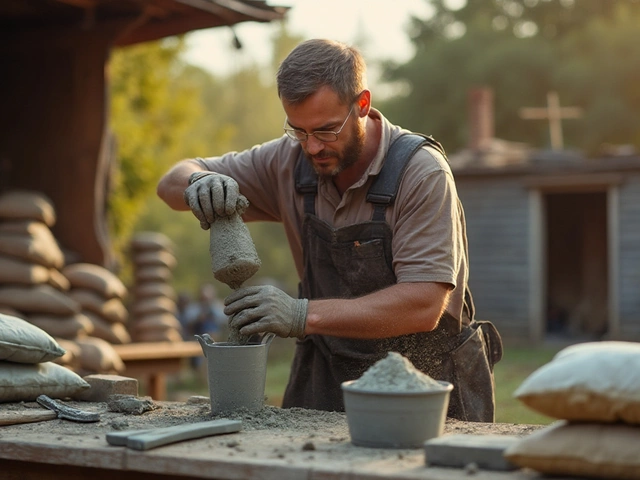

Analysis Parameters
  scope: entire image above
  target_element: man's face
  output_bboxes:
[283,87,365,178]
[305,114,365,178]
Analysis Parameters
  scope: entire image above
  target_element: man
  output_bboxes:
[157,39,502,421]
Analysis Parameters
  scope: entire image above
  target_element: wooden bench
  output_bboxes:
[113,341,203,400]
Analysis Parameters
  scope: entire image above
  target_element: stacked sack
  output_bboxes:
[0,190,88,339]
[504,341,640,479]
[63,263,130,345]
[0,313,90,402]
[0,189,125,375]
[127,232,183,343]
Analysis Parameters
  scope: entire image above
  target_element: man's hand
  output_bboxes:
[224,285,308,339]
[183,171,248,229]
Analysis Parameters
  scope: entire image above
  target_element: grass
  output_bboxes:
[493,344,561,424]
[168,339,562,425]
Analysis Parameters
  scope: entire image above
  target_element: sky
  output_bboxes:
[183,0,436,85]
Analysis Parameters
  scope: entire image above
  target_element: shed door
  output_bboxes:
[545,192,608,339]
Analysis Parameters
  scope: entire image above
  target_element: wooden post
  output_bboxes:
[519,91,583,150]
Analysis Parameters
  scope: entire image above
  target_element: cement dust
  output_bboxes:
[350,352,446,392]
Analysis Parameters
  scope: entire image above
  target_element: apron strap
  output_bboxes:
[367,134,447,221]
[294,147,318,215]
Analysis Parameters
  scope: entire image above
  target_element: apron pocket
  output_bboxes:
[449,326,495,422]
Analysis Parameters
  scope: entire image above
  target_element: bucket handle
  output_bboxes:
[261,332,275,345]
[194,334,216,358]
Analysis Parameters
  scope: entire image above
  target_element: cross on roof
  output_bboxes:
[519,91,583,150]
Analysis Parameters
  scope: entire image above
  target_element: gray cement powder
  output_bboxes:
[350,352,445,392]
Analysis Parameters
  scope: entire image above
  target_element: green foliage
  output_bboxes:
[108,38,203,268]
[381,0,640,155]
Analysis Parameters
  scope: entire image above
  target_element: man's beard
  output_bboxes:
[306,123,365,177]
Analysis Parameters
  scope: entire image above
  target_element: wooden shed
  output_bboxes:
[452,150,640,344]
[0,0,287,268]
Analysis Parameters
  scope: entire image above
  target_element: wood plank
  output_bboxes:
[0,410,56,426]
[113,341,202,361]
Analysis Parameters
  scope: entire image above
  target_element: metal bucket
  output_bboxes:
[195,333,274,413]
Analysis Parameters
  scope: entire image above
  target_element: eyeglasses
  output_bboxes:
[283,105,354,143]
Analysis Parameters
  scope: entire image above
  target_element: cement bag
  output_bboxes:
[0,255,50,285]
[27,313,94,339]
[75,336,125,373]
[84,312,131,345]
[0,285,80,315]
[62,263,127,300]
[68,289,128,324]
[0,230,64,269]
[0,190,56,227]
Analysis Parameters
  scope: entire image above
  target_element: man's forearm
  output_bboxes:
[304,282,451,339]
[157,159,205,211]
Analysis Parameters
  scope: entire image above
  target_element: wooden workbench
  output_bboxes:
[0,401,559,480]
[113,341,203,400]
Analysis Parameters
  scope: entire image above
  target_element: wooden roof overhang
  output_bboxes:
[0,0,288,46]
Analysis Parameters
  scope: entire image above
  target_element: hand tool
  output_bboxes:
[0,395,100,426]
[106,418,242,450]
[37,394,100,422]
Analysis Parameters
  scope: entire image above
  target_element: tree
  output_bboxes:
[108,37,202,272]
[380,0,640,154]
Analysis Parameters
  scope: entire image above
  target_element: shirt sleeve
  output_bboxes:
[197,137,297,223]
[391,148,465,288]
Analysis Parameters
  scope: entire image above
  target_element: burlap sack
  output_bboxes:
[0,230,64,269]
[134,282,176,300]
[62,263,127,300]
[133,328,183,343]
[53,338,82,368]
[133,249,177,269]
[0,254,50,285]
[504,421,640,480]
[0,306,21,317]
[130,313,181,333]
[130,232,174,253]
[68,288,128,324]
[131,296,177,317]
[0,313,66,363]
[27,313,94,340]
[0,361,89,402]
[135,265,172,283]
[0,219,47,236]
[0,190,56,227]
[0,285,80,315]
[514,341,640,424]
[84,312,131,345]
[48,268,70,291]
[75,336,125,373]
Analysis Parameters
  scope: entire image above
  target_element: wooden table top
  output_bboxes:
[0,401,553,480]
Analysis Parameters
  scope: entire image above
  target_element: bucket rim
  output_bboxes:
[341,379,453,396]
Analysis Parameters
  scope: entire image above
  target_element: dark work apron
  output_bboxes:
[282,134,502,422]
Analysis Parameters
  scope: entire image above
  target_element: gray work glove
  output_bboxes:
[183,171,249,230]
[224,285,308,339]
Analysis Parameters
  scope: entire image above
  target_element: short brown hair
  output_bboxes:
[276,39,367,105]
